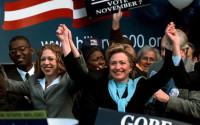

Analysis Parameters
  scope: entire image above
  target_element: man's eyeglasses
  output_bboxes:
[141,57,156,63]
[9,46,30,55]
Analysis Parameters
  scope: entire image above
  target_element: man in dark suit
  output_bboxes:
[0,36,35,110]
[173,61,200,90]
[145,23,200,124]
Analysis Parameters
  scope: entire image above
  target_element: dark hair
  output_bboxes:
[9,36,31,49]
[81,38,104,61]
[110,37,133,47]
[81,46,103,61]
[188,42,196,59]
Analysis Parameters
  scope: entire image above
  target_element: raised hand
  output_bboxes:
[56,24,72,56]
[56,24,80,57]
[165,22,180,47]
[56,24,72,43]
[165,22,181,56]
[112,8,123,30]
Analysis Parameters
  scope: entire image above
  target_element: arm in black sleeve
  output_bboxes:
[173,61,200,90]
[63,51,88,80]
[110,27,123,42]
[141,49,175,100]
[63,51,107,87]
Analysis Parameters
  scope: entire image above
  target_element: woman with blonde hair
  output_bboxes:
[56,23,180,125]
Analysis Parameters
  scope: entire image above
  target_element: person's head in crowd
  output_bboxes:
[193,48,200,62]
[198,50,200,62]
[160,35,168,60]
[81,38,106,71]
[161,29,189,61]
[110,37,133,47]
[105,43,136,82]
[194,49,200,62]
[9,36,34,72]
[199,54,200,62]
[187,42,198,62]
[35,43,66,78]
[136,45,161,73]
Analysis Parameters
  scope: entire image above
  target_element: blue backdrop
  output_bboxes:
[1,0,199,63]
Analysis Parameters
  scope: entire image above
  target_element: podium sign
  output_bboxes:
[84,0,150,18]
[0,119,48,125]
[95,108,191,125]
[0,110,48,125]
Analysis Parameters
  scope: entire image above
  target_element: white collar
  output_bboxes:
[17,66,35,81]
[38,76,61,91]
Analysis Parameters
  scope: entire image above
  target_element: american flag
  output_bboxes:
[2,0,130,30]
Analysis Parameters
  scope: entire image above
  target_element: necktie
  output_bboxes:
[45,82,49,90]
[24,72,31,103]
[25,73,30,80]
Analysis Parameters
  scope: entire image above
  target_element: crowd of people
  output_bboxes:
[0,8,200,125]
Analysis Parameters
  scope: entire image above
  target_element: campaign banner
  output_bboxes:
[0,110,48,125]
[0,119,48,125]
[84,0,150,18]
[95,108,191,125]
[0,0,168,63]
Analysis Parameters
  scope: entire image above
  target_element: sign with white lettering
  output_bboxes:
[0,0,168,63]
[84,0,150,18]
[94,108,191,125]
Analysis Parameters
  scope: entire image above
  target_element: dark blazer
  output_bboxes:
[173,62,200,90]
[147,56,200,124]
[66,49,175,125]
[0,68,33,111]
[6,68,23,81]
[135,66,147,78]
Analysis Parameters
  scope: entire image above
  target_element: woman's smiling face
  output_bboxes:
[40,49,58,78]
[109,52,132,83]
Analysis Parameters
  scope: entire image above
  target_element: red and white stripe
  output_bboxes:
[2,0,129,30]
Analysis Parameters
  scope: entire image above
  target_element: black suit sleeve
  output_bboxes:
[173,62,200,90]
